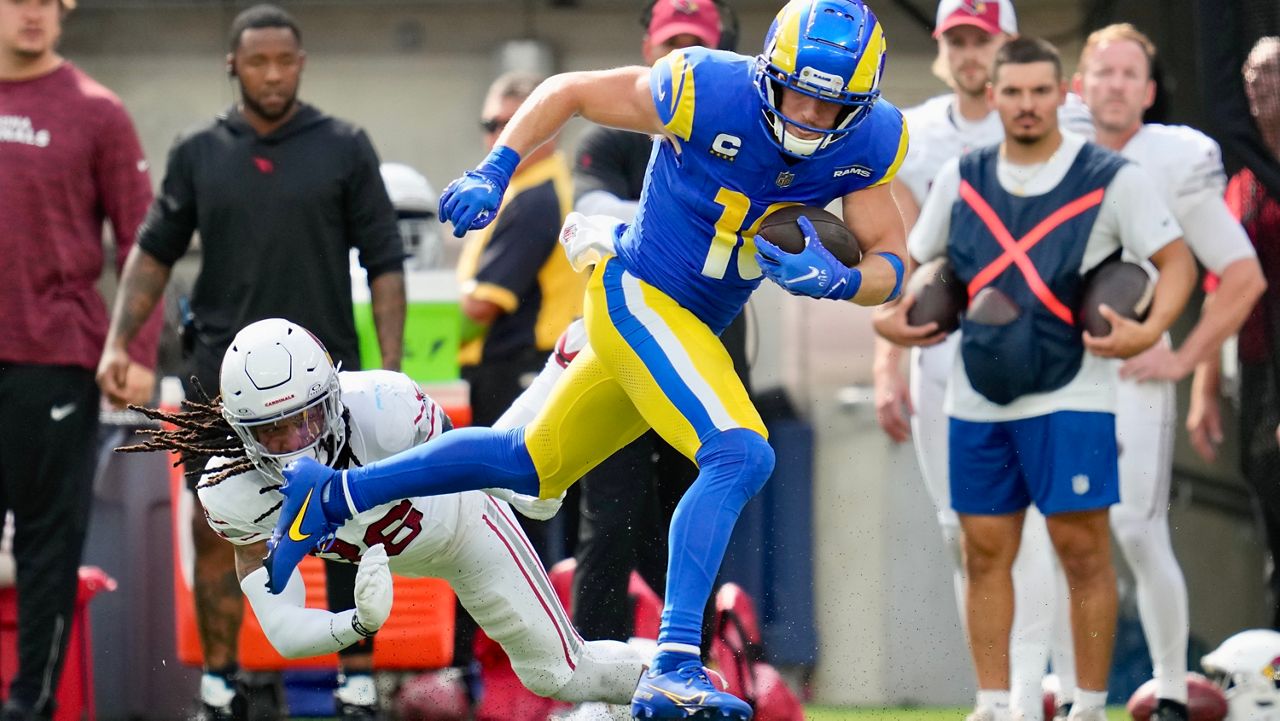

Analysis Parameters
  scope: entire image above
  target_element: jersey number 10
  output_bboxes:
[702,188,796,282]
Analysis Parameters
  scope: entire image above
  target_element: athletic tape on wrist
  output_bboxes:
[876,252,905,301]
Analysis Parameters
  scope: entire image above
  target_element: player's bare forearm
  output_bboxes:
[496,68,664,158]
[370,271,406,372]
[843,184,907,305]
[234,541,269,584]
[106,246,171,350]
[1141,239,1197,340]
[1174,257,1266,370]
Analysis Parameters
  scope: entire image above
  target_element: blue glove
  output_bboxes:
[438,145,522,238]
[755,216,862,300]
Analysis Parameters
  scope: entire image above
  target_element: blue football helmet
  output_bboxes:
[755,0,887,158]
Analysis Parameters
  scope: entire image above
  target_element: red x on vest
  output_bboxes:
[959,180,1106,325]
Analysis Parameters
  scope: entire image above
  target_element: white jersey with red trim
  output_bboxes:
[1120,124,1255,273]
[897,93,1095,207]
[198,369,458,572]
[200,364,640,698]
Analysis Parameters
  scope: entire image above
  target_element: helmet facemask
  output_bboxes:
[223,368,345,481]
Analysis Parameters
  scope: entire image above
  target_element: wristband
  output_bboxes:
[876,252,905,302]
[351,614,377,639]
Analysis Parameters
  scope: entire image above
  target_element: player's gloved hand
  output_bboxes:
[755,216,861,301]
[438,145,522,238]
[354,544,393,632]
[483,487,565,521]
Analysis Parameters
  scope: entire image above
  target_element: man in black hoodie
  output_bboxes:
[96,5,405,720]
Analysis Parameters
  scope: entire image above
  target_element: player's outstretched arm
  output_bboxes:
[440,67,661,237]
[842,183,908,306]
[235,542,392,659]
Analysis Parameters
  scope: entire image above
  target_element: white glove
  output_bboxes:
[354,544,393,632]
[559,211,625,272]
[484,487,565,521]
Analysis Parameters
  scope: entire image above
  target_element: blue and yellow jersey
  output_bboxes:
[614,47,908,332]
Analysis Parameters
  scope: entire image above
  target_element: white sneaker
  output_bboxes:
[549,702,632,720]
[1066,707,1107,721]
[966,706,1013,721]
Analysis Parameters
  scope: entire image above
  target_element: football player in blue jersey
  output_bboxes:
[264,0,909,717]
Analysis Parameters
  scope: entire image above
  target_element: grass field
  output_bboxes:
[802,707,1132,720]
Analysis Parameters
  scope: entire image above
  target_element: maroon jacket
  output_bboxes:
[0,62,161,370]
[1219,167,1280,365]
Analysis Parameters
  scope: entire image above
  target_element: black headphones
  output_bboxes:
[640,0,740,53]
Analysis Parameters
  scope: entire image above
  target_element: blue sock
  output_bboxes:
[334,426,540,517]
[658,429,774,647]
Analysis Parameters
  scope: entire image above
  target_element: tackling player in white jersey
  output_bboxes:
[871,2,1093,716]
[122,318,643,720]
[1020,24,1264,721]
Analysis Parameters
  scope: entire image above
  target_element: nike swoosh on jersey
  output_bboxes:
[50,403,77,421]
[288,489,315,542]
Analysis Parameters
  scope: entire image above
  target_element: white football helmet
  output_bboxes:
[380,162,442,270]
[1203,629,1280,720]
[220,319,346,478]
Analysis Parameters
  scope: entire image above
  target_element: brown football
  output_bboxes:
[1079,259,1153,337]
[1127,673,1227,721]
[905,257,967,333]
[756,205,861,267]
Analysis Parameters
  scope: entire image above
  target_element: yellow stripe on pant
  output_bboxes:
[524,258,766,498]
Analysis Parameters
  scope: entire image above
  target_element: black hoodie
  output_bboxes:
[137,102,405,372]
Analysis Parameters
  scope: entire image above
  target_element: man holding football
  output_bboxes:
[876,37,1195,721]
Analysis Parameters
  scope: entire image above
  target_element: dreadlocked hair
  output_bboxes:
[115,381,257,488]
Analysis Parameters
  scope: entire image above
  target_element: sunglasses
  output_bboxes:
[479,117,512,134]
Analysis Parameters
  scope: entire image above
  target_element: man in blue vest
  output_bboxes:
[877,37,1195,721]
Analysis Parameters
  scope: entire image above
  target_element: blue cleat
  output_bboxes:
[263,457,343,594]
[630,661,753,719]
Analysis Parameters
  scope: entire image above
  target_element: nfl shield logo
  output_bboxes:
[775,171,795,188]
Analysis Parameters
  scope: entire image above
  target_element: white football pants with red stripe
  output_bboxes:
[422,490,645,703]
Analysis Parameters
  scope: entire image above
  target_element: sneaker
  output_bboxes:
[192,697,246,721]
[965,707,1011,721]
[1,700,51,721]
[1065,707,1107,721]
[264,457,343,593]
[1053,702,1072,720]
[1152,699,1190,721]
[335,699,381,720]
[549,702,633,720]
[630,661,753,719]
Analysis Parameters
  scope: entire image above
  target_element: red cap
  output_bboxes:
[933,0,1017,38]
[648,0,721,49]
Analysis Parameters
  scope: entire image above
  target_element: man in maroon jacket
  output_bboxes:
[0,0,160,718]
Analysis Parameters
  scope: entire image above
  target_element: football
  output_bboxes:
[1127,673,1228,721]
[756,205,861,267]
[1079,259,1153,337]
[905,257,967,333]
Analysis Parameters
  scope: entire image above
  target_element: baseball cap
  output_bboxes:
[934,0,1017,38]
[648,0,721,49]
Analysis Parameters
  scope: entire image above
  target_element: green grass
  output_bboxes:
[802,707,1132,720]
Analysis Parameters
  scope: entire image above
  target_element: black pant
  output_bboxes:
[571,312,752,653]
[0,365,99,713]
[1240,361,1280,628]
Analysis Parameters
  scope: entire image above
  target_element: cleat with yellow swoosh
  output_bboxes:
[262,457,343,594]
[629,661,753,719]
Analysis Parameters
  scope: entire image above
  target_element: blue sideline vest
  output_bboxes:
[949,142,1128,405]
